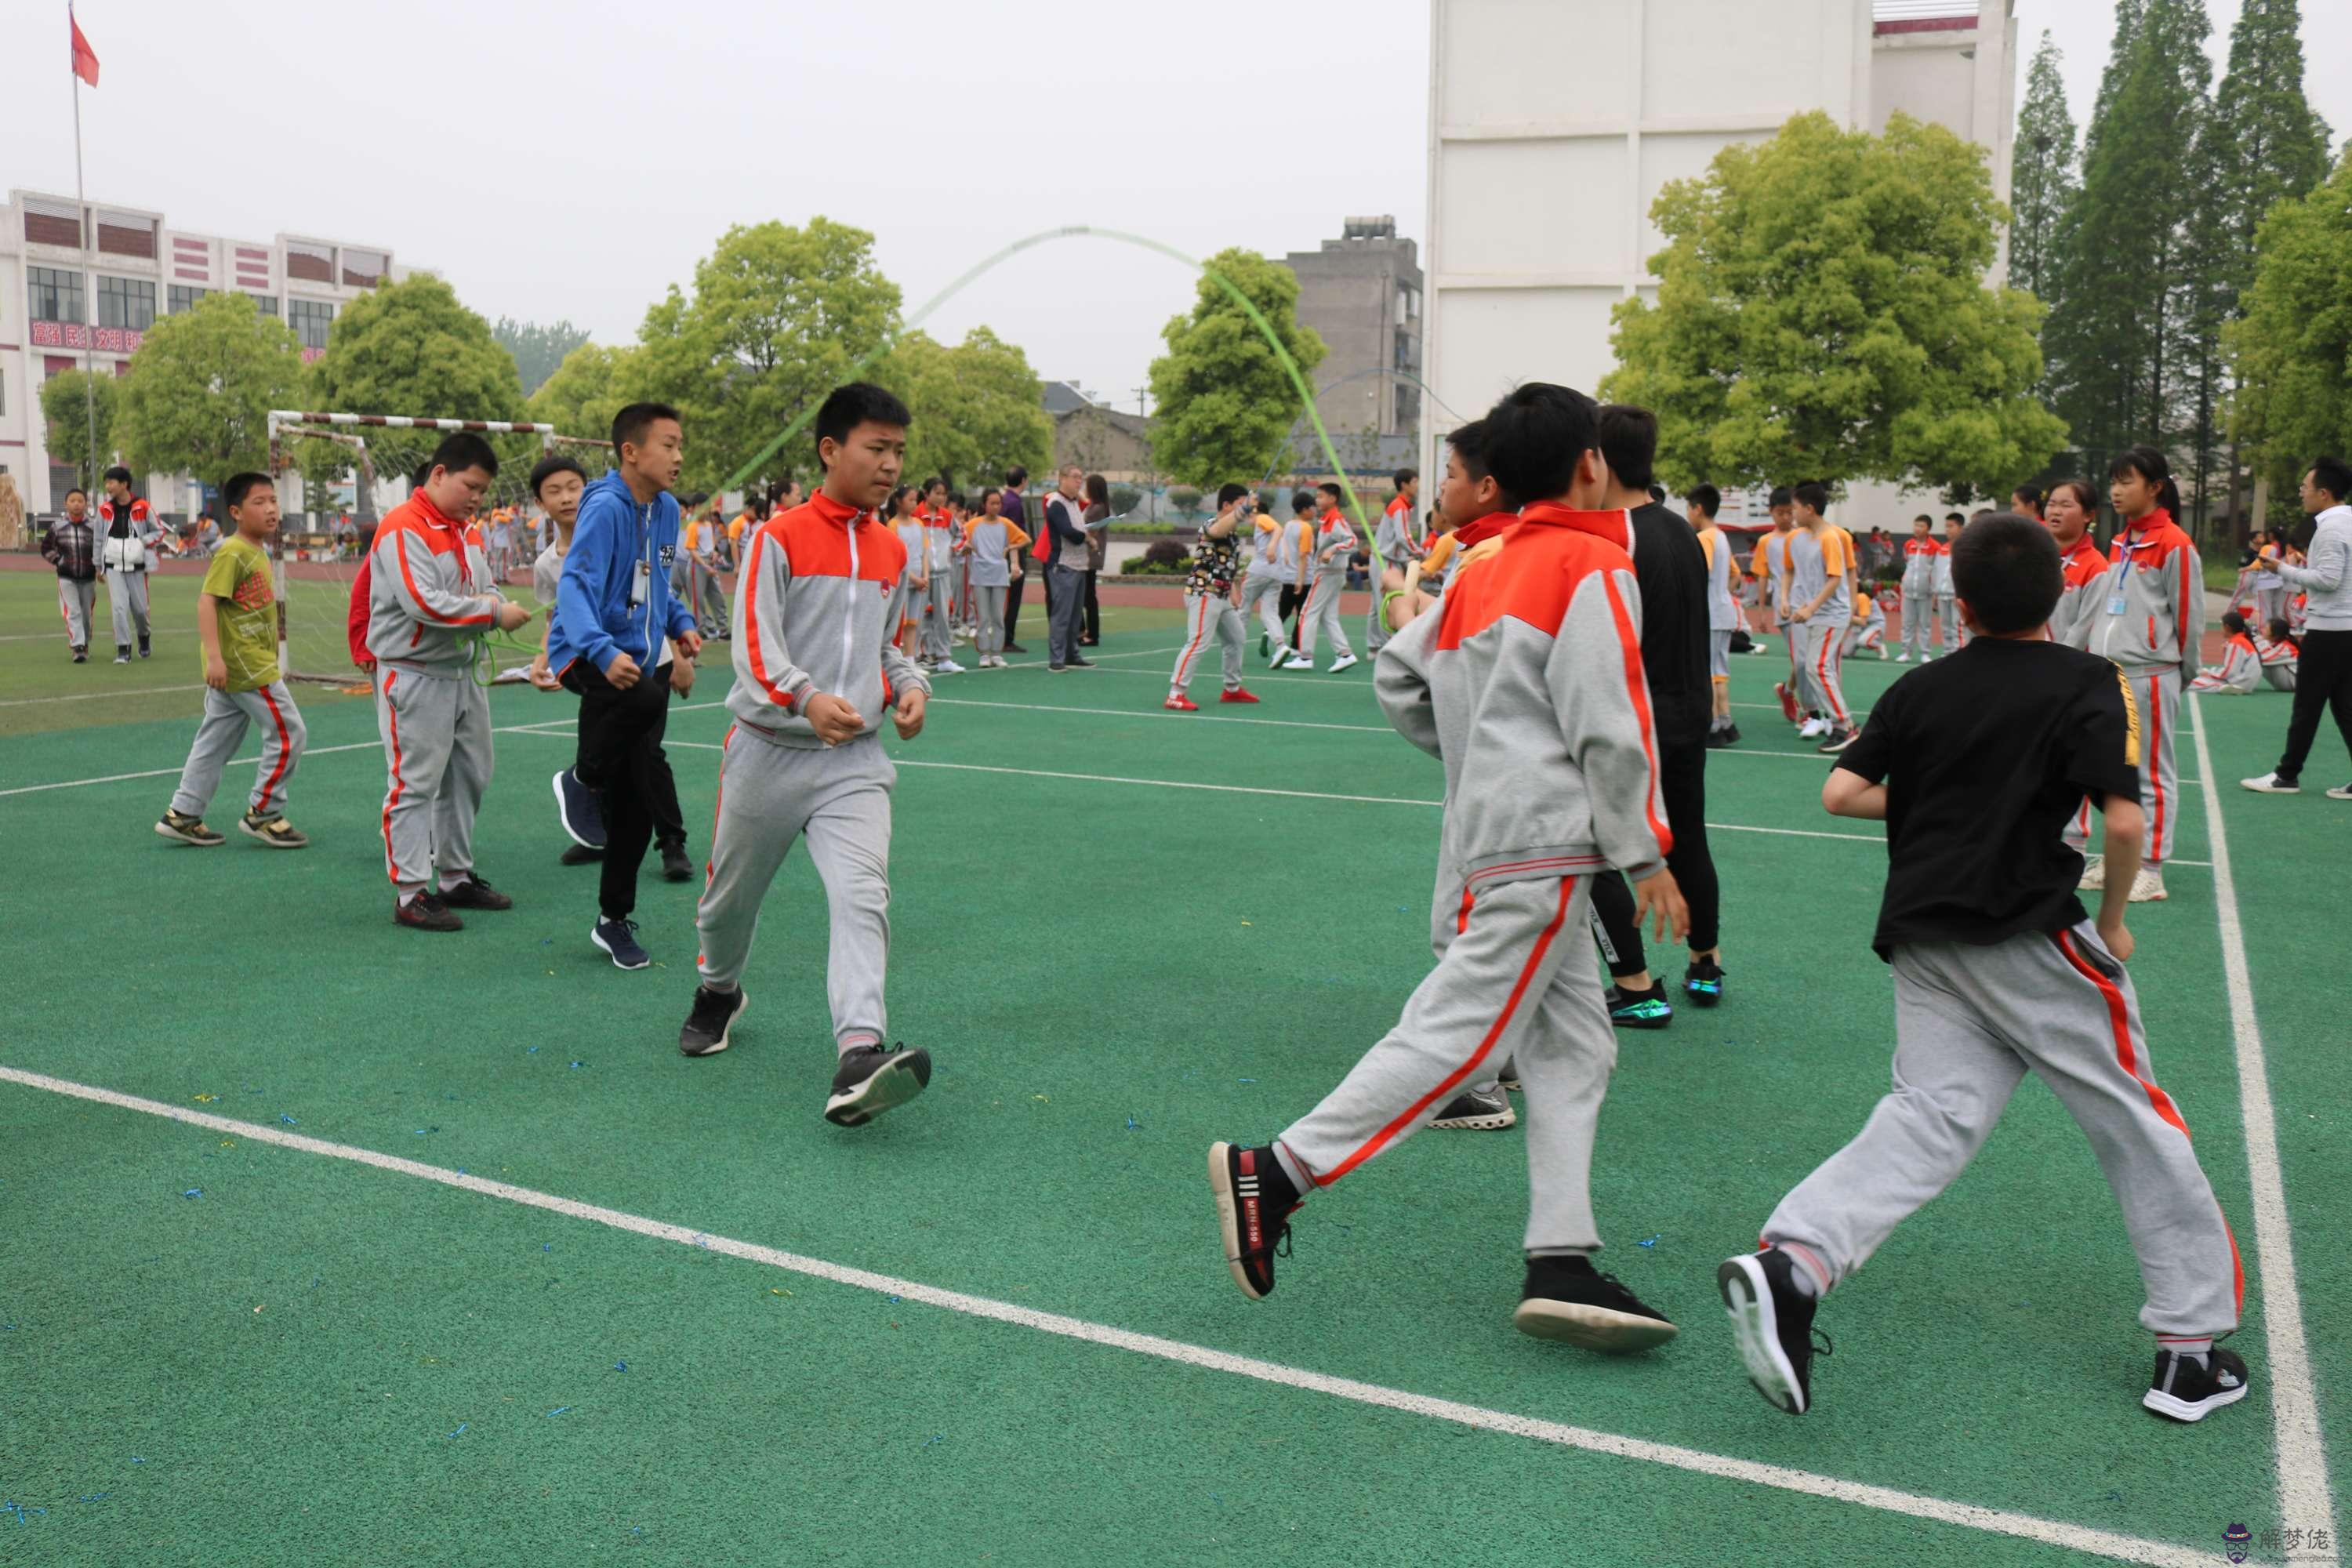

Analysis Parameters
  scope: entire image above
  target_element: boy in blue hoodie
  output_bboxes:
[548,402,705,970]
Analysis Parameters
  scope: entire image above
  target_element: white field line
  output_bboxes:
[0,1062,2225,1568]
[0,682,205,707]
[2187,698,2337,1548]
[0,721,550,799]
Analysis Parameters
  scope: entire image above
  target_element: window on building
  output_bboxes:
[169,285,209,314]
[285,241,335,284]
[1396,387,1420,431]
[1394,329,1413,372]
[341,248,388,288]
[23,198,83,250]
[288,297,335,350]
[98,276,158,332]
[249,294,279,317]
[29,267,85,324]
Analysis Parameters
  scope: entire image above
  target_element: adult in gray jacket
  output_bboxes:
[1044,465,1095,671]
[2242,456,2352,797]
[96,466,162,662]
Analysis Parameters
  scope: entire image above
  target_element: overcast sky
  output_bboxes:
[12,0,2348,411]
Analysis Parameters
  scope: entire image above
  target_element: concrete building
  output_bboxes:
[1423,0,2019,521]
[0,188,422,517]
[1283,216,1425,456]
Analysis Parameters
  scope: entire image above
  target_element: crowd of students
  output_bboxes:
[45,371,2352,1436]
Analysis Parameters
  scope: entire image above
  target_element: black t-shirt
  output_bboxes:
[1624,501,1711,748]
[1834,637,2141,960]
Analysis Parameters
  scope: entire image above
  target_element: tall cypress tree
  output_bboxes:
[2009,33,2078,309]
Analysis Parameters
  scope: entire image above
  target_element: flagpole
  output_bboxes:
[71,2,99,492]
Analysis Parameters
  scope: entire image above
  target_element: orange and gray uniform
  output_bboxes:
[2189,633,2262,695]
[2052,535,2111,650]
[1368,495,1421,652]
[893,515,927,648]
[1931,535,1963,648]
[1273,504,1671,1256]
[1780,524,1853,726]
[96,495,161,648]
[1899,536,1942,656]
[695,492,931,1051]
[1843,590,1886,654]
[367,494,506,899]
[1238,514,1288,647]
[919,509,957,661]
[1697,525,1737,681]
[1297,509,1357,662]
[2256,633,2298,693]
[2088,510,2203,866]
[961,513,1031,657]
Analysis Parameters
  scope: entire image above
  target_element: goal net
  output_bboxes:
[265,411,613,688]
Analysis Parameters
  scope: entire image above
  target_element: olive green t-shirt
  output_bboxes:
[201,535,281,691]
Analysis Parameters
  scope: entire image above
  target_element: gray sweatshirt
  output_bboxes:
[2278,505,2352,632]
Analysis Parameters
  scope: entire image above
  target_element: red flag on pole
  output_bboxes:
[71,9,101,88]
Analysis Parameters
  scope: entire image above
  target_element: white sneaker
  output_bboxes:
[2328,783,2352,800]
[2239,772,2300,794]
[2128,866,2168,903]
[2078,855,2106,891]
[935,659,965,675]
[1268,645,1294,668]
[1327,653,1359,673]
[1281,652,1312,670]
[1798,717,1828,739]
[1894,652,1910,663]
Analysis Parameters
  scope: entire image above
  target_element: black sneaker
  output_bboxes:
[1718,1247,1826,1414]
[1207,1142,1301,1301]
[1066,656,1094,668]
[824,1043,932,1127]
[1513,1254,1678,1352]
[115,647,131,663]
[138,635,151,659]
[1430,1086,1515,1130]
[553,768,606,850]
[395,893,463,932]
[1817,726,1860,754]
[559,843,604,866]
[155,809,226,846]
[659,840,693,883]
[439,875,513,911]
[1606,984,1673,1030]
[1705,729,1733,749]
[2143,1346,2251,1423]
[72,648,88,663]
[591,917,649,971]
[1003,643,1028,655]
[1722,724,1741,744]
[678,985,749,1057]
[1684,959,1726,1008]
[239,810,309,849]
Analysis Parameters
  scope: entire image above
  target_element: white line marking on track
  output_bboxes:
[2187,698,2337,1547]
[927,697,1391,734]
[0,1062,2227,1568]
[0,682,204,707]
[0,722,550,799]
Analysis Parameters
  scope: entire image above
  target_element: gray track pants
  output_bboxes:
[1936,593,1963,651]
[2253,586,2287,630]
[692,560,728,635]
[1367,557,1397,652]
[1796,615,1853,728]
[1049,564,1087,666]
[695,727,894,1053]
[170,681,307,818]
[56,577,96,649]
[1240,575,1287,650]
[1762,923,2241,1337]
[2126,666,2183,866]
[1277,873,1617,1254]
[1296,571,1352,662]
[375,665,494,899]
[975,585,1007,657]
[107,568,151,647]
[924,570,953,661]
[1171,592,1245,696]
[1901,591,1935,658]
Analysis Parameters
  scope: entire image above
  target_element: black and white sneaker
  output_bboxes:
[1513,1254,1678,1352]
[1606,984,1673,1029]
[678,985,748,1057]
[2328,782,2352,801]
[1684,958,1726,1007]
[591,917,649,971]
[1207,1142,1301,1301]
[824,1042,932,1127]
[155,809,225,847]
[659,840,694,882]
[553,768,606,850]
[1719,1247,1827,1414]
[1431,1086,1515,1131]
[2143,1346,2251,1422]
[1497,1057,1522,1092]
[1816,726,1859,754]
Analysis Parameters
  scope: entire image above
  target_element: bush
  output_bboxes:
[1121,539,1194,575]
[1109,485,1142,516]
[1168,485,1202,521]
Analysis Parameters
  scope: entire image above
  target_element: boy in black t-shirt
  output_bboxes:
[1717,514,2249,1426]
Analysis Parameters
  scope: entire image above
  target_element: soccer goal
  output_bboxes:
[263,410,612,688]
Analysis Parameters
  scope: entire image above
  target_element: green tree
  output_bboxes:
[2008,34,2078,314]
[633,218,901,492]
[1147,248,1326,495]
[2227,149,2352,496]
[1602,111,2065,496]
[877,326,1052,492]
[115,292,303,488]
[309,274,526,423]
[1167,485,1203,521]
[37,368,122,488]
[492,317,592,397]
[527,342,640,447]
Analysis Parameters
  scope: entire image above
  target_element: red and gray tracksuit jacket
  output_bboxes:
[366,493,503,676]
[726,491,932,747]
[2051,535,2111,649]
[1373,503,1673,902]
[2089,510,2204,678]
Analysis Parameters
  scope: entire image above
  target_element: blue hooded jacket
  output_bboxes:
[549,470,697,677]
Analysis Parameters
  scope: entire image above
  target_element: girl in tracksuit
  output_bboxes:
[888,487,927,656]
[1209,387,1682,1355]
[2256,620,2299,693]
[2189,612,2262,694]
[960,488,1030,667]
[919,479,961,671]
[2084,446,2203,902]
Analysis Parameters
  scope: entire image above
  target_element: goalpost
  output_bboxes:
[264,410,612,688]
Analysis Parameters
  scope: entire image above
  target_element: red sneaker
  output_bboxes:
[1163,695,1199,712]
[1219,688,1261,705]
[1774,681,1800,723]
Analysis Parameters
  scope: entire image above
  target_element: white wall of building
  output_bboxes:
[1425,0,2019,525]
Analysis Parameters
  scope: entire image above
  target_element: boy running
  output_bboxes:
[961,487,1030,669]
[546,408,706,968]
[156,473,310,850]
[1783,482,1857,752]
[679,383,935,1129]
[1719,514,2247,1424]
[1272,492,1316,666]
[368,433,535,931]
[1896,515,1940,662]
[40,488,99,662]
[1208,383,1688,1349]
[1283,481,1358,672]
[1165,483,1261,711]
[1238,497,1289,659]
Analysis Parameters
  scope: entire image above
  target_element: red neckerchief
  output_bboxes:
[1450,510,1519,551]
[1514,500,1634,553]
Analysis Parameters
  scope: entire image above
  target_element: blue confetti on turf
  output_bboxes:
[569,1061,584,1069]
[449,1424,467,1438]
[1639,1235,1661,1248]
[182,1189,202,1200]
[129,1458,142,1465]
[1238,1077,1256,1083]
[614,1362,628,1373]
[924,1433,945,1447]
[887,1296,902,1305]
[1124,1116,1140,1132]
[310,1278,321,1290]
[78,1494,108,1503]
[527,1047,539,1054]
[278,1114,296,1125]
[546,1406,571,1417]
[413,1128,437,1135]
[456,1168,466,1174]
[543,1243,552,1252]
